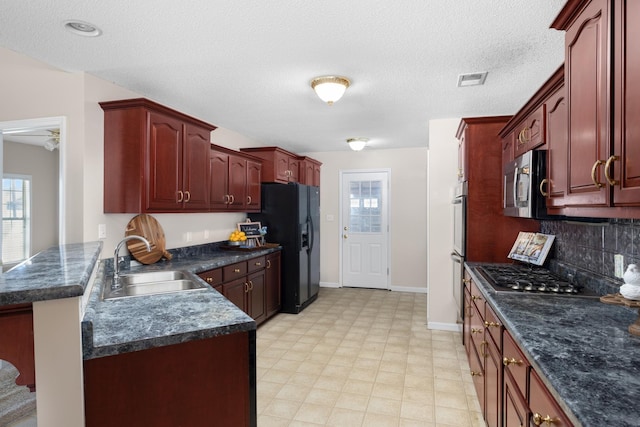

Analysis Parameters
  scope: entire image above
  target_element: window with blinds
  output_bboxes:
[2,175,31,265]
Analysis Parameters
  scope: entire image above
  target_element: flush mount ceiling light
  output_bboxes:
[64,20,102,37]
[310,76,350,105]
[457,72,488,87]
[346,137,368,151]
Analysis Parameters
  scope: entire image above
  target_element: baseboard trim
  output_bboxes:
[428,321,462,332]
[320,282,428,294]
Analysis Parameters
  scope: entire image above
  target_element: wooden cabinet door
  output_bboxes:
[514,106,545,158]
[146,111,183,211]
[247,270,266,325]
[463,286,472,358]
[246,159,262,211]
[288,157,299,182]
[265,252,281,317]
[469,345,485,414]
[223,278,247,312]
[228,154,247,209]
[210,150,230,210]
[612,0,640,205]
[457,129,467,182]
[274,151,291,182]
[182,124,210,210]
[504,370,529,427]
[484,335,502,427]
[565,0,610,207]
[545,85,569,209]
[313,163,321,187]
[529,369,573,427]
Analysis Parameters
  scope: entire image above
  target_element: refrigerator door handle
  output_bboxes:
[308,215,314,252]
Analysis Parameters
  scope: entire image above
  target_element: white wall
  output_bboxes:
[307,147,428,291]
[3,141,59,256]
[427,118,461,331]
[0,47,85,244]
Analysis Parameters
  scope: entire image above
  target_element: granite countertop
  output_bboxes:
[466,262,640,427]
[0,241,103,306]
[82,244,280,360]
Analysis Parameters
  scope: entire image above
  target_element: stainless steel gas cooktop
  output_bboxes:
[476,264,601,298]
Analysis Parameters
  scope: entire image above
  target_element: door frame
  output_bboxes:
[339,168,391,289]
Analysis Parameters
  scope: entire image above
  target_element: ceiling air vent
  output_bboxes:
[457,72,488,87]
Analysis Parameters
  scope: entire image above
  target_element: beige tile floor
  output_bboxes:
[256,287,485,427]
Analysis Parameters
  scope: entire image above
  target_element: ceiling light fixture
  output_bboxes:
[311,76,350,105]
[346,137,368,151]
[64,20,102,37]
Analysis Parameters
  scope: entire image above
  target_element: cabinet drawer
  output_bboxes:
[223,262,247,281]
[514,105,545,157]
[530,369,573,427]
[503,330,529,398]
[468,280,486,314]
[198,268,223,287]
[484,304,502,351]
[247,256,266,273]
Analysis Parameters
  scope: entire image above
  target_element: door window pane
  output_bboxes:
[349,180,383,233]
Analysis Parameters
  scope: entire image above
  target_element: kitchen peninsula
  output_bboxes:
[82,243,282,427]
[1,240,280,427]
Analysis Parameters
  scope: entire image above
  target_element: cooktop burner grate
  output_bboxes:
[476,264,600,298]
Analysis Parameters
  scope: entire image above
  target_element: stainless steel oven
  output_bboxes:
[451,182,467,323]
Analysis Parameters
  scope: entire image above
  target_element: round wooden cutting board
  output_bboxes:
[124,214,172,264]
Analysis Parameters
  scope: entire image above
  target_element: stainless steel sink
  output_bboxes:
[102,270,208,300]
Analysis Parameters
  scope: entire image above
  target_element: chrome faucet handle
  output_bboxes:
[112,235,151,289]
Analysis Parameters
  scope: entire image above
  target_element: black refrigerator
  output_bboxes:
[252,182,320,313]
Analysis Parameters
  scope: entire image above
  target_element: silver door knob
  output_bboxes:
[343,234,348,239]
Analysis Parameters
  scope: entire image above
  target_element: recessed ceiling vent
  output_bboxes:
[457,72,488,87]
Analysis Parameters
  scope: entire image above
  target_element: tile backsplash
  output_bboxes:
[540,219,639,289]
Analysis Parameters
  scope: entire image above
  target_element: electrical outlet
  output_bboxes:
[98,224,106,239]
[615,254,625,278]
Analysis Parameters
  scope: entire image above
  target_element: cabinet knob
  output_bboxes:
[229,194,235,204]
[177,190,184,203]
[343,234,348,239]
[532,413,557,426]
[470,371,483,377]
[184,190,191,202]
[471,295,482,301]
[206,277,213,283]
[234,268,241,273]
[224,194,231,204]
[484,321,500,328]
[502,357,523,367]
[247,195,252,204]
[266,260,271,269]
[470,328,483,334]
[248,280,254,291]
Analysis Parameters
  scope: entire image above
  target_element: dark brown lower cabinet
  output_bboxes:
[0,304,35,391]
[504,371,528,427]
[465,270,574,427]
[84,331,256,427]
[200,251,281,326]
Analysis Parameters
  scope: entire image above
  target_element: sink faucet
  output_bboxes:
[113,235,151,289]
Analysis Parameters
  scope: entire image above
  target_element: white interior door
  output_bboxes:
[341,171,389,289]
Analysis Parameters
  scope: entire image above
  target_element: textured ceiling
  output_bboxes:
[0,1,566,153]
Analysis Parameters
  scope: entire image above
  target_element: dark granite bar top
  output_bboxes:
[82,244,280,360]
[0,241,103,306]
[466,262,640,427]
